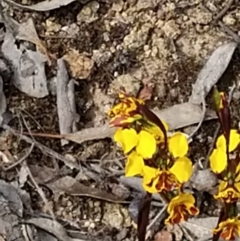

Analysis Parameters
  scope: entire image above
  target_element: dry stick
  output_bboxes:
[202,1,240,43]
[3,143,34,171]
[146,205,167,231]
[18,110,37,142]
[214,0,235,21]
[218,21,240,43]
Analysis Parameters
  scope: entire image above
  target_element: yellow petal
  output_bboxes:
[114,128,138,154]
[209,148,227,173]
[217,130,240,152]
[143,166,158,185]
[168,132,188,158]
[170,157,193,183]
[229,130,240,152]
[142,166,159,193]
[125,151,144,177]
[136,130,156,159]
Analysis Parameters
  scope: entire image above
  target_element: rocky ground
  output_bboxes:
[0,0,240,241]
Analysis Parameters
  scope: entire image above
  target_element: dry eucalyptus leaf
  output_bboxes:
[1,13,50,62]
[63,102,216,144]
[0,194,25,241]
[63,49,94,79]
[2,0,89,11]
[56,59,78,146]
[0,179,23,217]
[180,217,217,239]
[47,176,128,203]
[190,41,237,105]
[17,18,50,61]
[24,218,74,241]
[190,168,218,192]
[2,31,49,98]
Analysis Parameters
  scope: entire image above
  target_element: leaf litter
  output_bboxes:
[2,0,89,12]
[0,1,240,240]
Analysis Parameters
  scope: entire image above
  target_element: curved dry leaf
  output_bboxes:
[0,179,23,217]
[1,12,50,63]
[190,41,237,105]
[2,31,49,98]
[63,102,216,144]
[190,168,218,192]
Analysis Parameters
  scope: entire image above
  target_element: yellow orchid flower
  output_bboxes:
[108,94,145,127]
[168,132,189,158]
[213,218,240,240]
[215,183,240,203]
[108,94,143,117]
[210,130,240,174]
[142,156,192,193]
[142,166,181,193]
[214,164,240,202]
[165,193,199,224]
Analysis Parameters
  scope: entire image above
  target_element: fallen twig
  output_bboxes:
[214,0,235,21]
[146,205,167,231]
[202,2,240,43]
